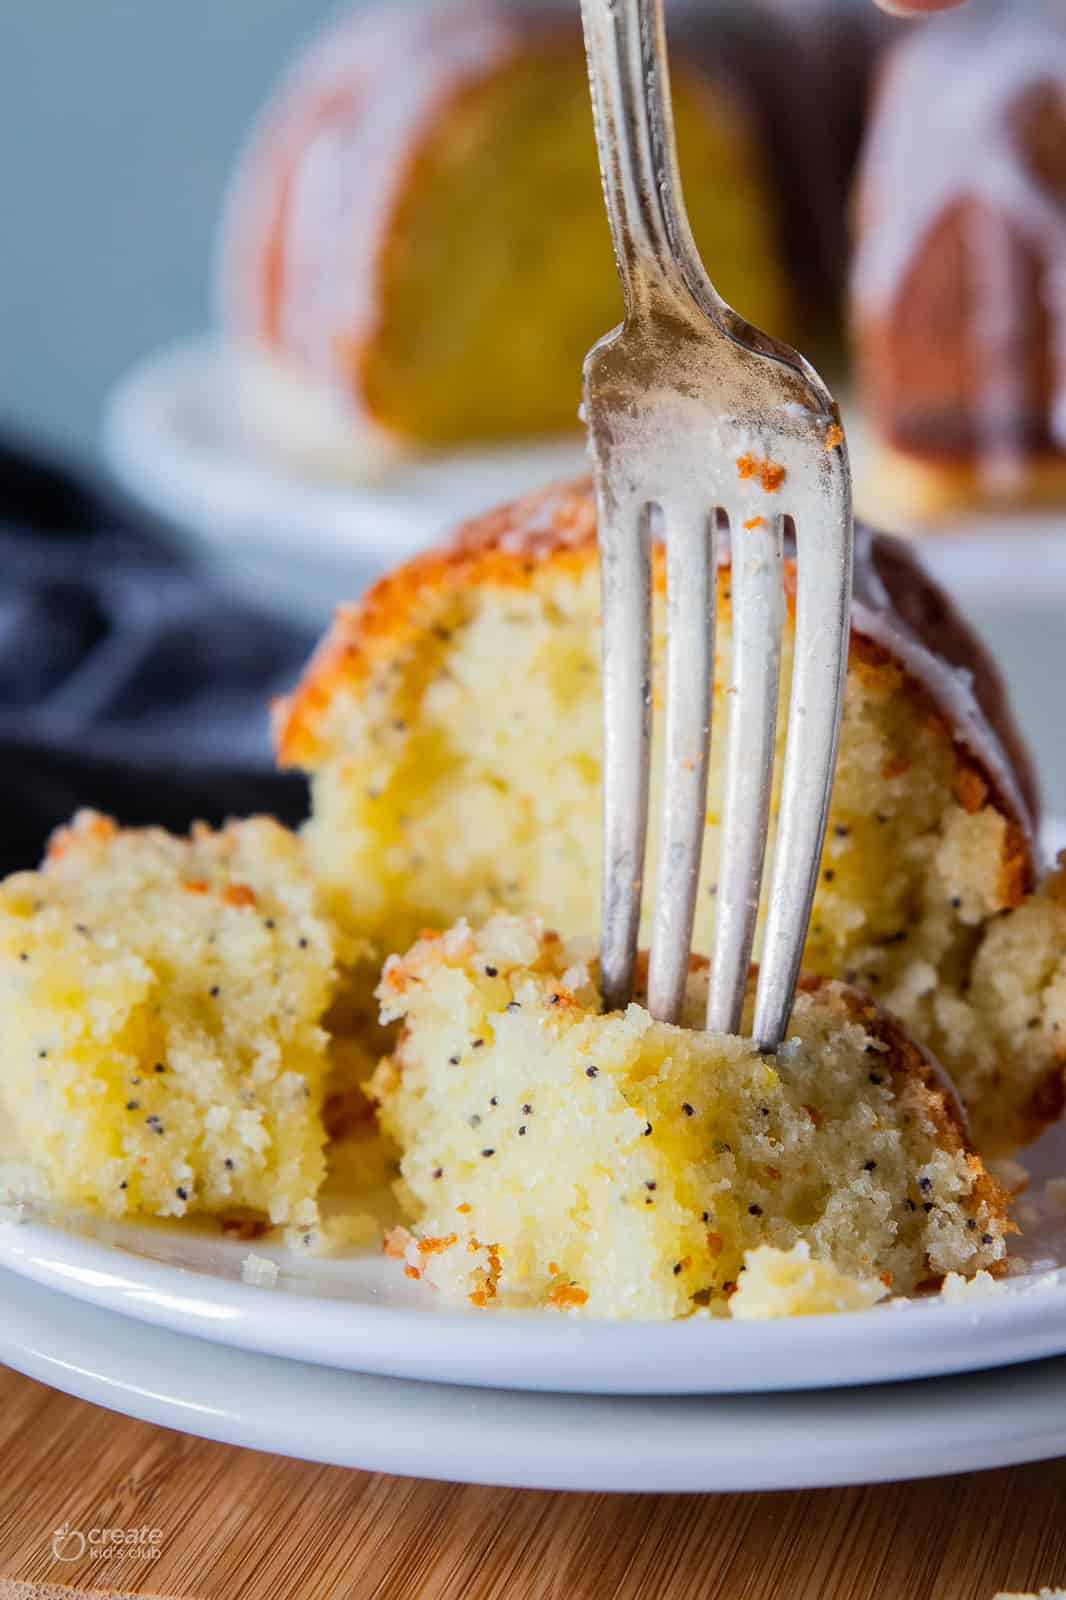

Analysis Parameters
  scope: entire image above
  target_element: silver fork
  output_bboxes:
[580,0,853,1047]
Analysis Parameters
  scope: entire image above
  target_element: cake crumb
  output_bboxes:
[736,452,786,492]
[241,1251,280,1288]
[939,1269,1004,1303]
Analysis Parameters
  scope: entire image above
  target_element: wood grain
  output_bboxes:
[0,1365,1063,1600]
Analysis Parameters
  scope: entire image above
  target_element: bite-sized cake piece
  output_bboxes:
[851,0,1066,521]
[0,810,336,1230]
[277,477,1052,1153]
[372,916,1009,1318]
[727,1242,889,1319]
[218,0,805,461]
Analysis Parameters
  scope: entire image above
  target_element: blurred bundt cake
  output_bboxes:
[851,0,1066,519]
[218,0,862,463]
[275,477,1063,1154]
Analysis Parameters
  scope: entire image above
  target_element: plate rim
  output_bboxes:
[101,335,588,568]
[2,1211,1065,1397]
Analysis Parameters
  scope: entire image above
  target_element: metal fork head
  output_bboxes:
[580,0,853,1048]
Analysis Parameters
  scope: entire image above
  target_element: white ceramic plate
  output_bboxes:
[102,337,587,624]
[4,1265,1066,1490]
[1,1114,1064,1397]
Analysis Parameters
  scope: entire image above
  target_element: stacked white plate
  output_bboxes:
[102,337,589,626]
[3,1263,1066,1491]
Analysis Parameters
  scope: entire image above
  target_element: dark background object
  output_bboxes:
[0,437,313,875]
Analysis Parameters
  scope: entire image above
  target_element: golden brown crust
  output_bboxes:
[43,808,291,873]
[273,480,602,764]
[45,809,120,861]
[867,531,1040,824]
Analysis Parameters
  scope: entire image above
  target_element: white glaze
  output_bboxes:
[853,0,1066,461]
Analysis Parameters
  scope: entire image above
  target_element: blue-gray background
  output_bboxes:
[0,0,343,461]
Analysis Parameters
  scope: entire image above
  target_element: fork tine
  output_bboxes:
[646,502,716,1023]
[753,491,853,1048]
[598,490,653,1014]
[706,513,784,1035]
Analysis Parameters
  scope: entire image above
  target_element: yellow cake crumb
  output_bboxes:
[371,914,1009,1319]
[0,810,337,1232]
[938,1269,1005,1303]
[728,1242,888,1318]
[241,1250,280,1288]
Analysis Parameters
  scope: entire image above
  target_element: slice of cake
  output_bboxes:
[371,915,1009,1318]
[277,477,1058,1154]
[0,810,336,1231]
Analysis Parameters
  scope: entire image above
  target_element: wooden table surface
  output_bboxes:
[0,1364,1063,1600]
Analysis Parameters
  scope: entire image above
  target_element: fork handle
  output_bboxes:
[580,0,709,313]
